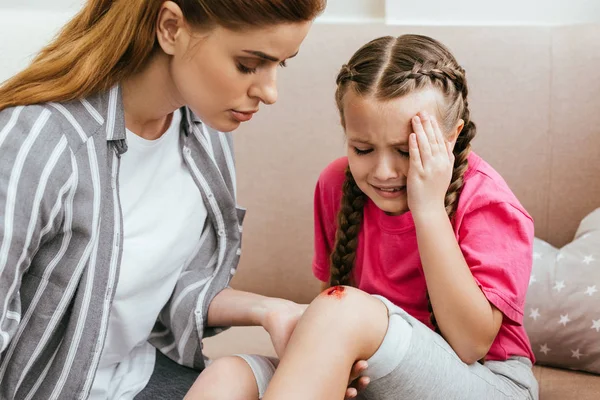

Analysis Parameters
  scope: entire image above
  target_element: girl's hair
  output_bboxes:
[0,0,325,111]
[329,34,477,336]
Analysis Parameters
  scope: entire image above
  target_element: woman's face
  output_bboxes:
[159,5,312,132]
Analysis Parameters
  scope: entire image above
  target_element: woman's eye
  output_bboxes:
[237,59,286,75]
[236,63,257,74]
[353,147,373,156]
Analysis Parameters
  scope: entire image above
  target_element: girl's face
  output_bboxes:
[159,4,312,132]
[343,88,447,215]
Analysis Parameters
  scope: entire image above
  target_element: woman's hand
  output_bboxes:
[407,111,454,217]
[261,299,307,358]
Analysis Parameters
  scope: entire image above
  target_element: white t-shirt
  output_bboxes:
[90,109,207,399]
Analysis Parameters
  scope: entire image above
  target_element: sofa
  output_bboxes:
[203,24,600,399]
[2,9,599,399]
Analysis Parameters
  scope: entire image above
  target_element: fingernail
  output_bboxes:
[413,116,420,124]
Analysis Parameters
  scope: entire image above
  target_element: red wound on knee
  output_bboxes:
[326,286,346,299]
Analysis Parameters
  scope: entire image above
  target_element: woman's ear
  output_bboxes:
[156,1,186,56]
[448,118,464,150]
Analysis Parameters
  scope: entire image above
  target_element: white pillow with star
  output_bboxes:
[524,208,600,374]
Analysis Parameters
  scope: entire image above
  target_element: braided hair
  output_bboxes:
[331,35,477,337]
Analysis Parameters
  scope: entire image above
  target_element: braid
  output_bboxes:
[389,62,462,89]
[444,66,476,219]
[329,167,367,287]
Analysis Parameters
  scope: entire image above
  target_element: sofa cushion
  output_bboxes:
[534,365,600,400]
[524,208,600,374]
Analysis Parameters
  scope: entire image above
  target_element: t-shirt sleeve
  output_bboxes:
[458,202,534,325]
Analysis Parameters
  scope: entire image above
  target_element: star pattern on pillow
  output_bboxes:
[524,215,599,374]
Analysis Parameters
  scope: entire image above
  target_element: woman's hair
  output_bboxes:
[0,0,325,111]
[329,34,477,336]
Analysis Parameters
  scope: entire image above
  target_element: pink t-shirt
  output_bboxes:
[313,152,535,362]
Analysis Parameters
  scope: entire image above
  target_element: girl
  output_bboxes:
[0,1,334,399]
[261,34,539,399]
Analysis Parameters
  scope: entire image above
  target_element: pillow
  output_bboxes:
[524,208,600,374]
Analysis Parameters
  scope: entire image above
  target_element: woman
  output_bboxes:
[0,1,350,399]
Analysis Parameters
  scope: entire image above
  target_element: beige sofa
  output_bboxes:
[204,24,600,398]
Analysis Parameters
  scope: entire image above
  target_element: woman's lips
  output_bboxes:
[230,109,257,122]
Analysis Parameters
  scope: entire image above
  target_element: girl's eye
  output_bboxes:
[397,149,410,158]
[237,63,257,74]
[279,60,287,68]
[353,147,373,156]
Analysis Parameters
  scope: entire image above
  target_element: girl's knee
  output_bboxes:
[307,286,389,357]
[185,356,259,400]
[314,286,388,321]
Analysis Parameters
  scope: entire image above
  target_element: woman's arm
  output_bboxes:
[207,288,306,357]
[0,108,75,354]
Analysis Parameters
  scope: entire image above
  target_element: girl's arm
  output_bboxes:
[408,112,502,364]
[413,209,503,364]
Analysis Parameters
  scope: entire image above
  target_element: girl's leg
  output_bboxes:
[185,356,261,400]
[263,286,389,400]
[264,288,538,400]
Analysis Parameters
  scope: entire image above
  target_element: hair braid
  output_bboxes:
[329,167,367,287]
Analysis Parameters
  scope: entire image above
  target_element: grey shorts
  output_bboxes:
[237,295,539,400]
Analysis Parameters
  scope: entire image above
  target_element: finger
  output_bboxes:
[431,116,448,154]
[409,132,424,173]
[419,111,438,150]
[356,376,371,392]
[412,116,432,160]
[345,387,358,399]
[446,140,454,160]
[349,360,368,381]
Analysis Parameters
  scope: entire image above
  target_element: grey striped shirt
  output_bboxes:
[0,85,244,399]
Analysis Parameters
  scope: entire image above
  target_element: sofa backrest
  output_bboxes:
[2,14,598,304]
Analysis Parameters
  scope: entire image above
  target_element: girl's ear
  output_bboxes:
[448,118,464,150]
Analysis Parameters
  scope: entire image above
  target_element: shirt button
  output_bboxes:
[238,225,243,233]
[207,193,214,199]
[230,268,237,276]
[218,229,225,236]
[236,248,242,256]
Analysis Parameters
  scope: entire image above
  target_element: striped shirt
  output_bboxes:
[0,85,244,399]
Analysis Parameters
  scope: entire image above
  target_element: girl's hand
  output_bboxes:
[345,360,370,398]
[407,111,454,217]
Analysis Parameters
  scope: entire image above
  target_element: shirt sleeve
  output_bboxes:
[458,202,534,325]
[0,106,74,354]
